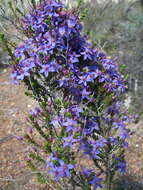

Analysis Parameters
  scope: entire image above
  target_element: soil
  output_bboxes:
[0,67,46,190]
[0,67,143,190]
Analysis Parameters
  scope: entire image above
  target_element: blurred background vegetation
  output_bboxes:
[81,0,143,117]
[0,0,143,116]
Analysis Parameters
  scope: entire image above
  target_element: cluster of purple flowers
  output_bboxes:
[11,0,125,95]
[12,0,130,189]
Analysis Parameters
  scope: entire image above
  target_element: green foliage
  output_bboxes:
[0,32,4,41]
[29,152,46,164]
[77,0,82,8]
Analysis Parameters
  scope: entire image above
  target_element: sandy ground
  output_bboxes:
[0,67,46,190]
[0,66,143,190]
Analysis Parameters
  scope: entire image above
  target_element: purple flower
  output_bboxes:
[81,88,91,100]
[49,167,63,181]
[84,120,99,135]
[78,75,88,86]
[50,1,64,8]
[59,26,66,36]
[40,60,60,77]
[15,136,23,141]
[89,175,103,190]
[51,117,61,128]
[120,129,129,140]
[38,35,56,54]
[110,137,117,145]
[82,168,94,178]
[47,157,74,181]
[69,52,80,63]
[81,139,107,159]
[58,160,74,177]
[67,18,76,28]
[80,47,93,60]
[22,58,35,70]
[78,71,99,86]
[14,44,28,59]
[27,127,33,134]
[63,135,79,148]
[115,159,126,174]
[62,118,77,132]
[68,105,83,118]
[11,68,30,81]
[29,107,41,117]
[58,77,70,87]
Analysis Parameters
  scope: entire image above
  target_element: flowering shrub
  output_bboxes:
[4,0,131,189]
